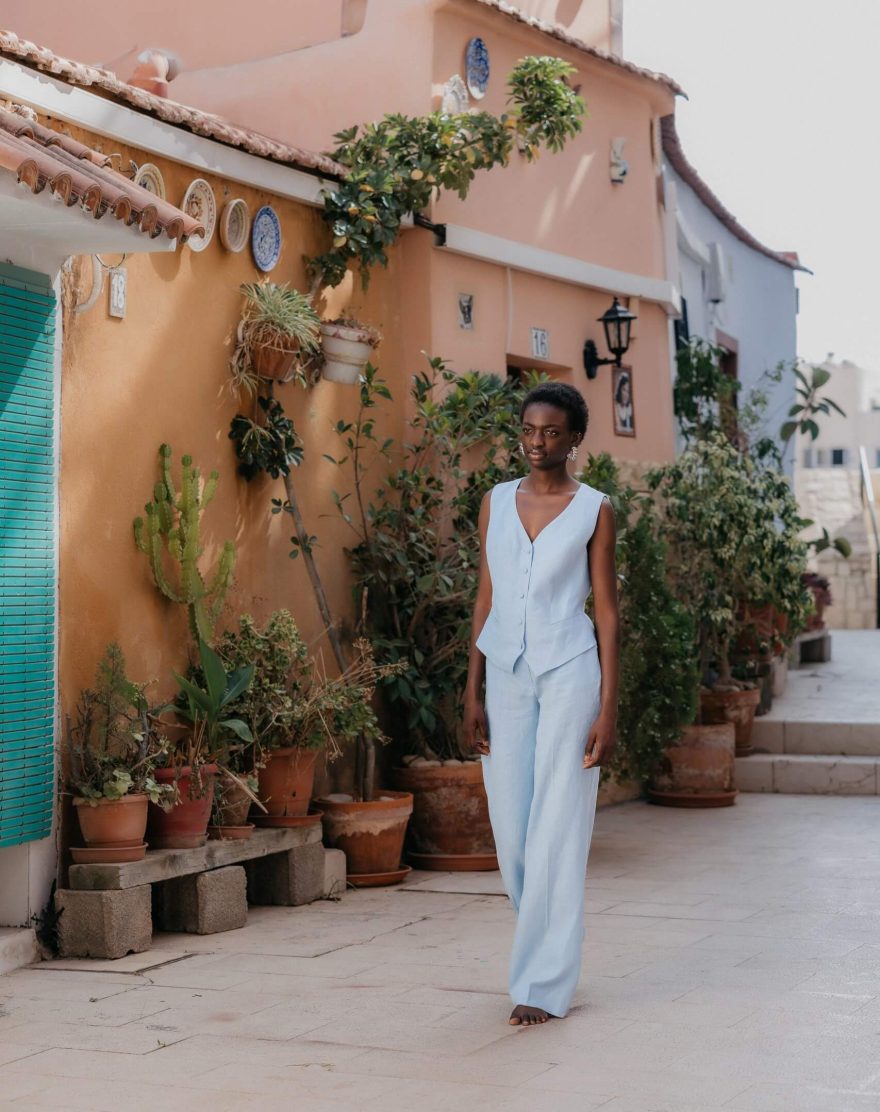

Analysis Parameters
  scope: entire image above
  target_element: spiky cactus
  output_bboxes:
[134,444,235,644]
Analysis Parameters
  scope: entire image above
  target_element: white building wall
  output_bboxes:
[668,165,800,471]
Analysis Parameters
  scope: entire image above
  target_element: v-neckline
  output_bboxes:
[514,476,583,545]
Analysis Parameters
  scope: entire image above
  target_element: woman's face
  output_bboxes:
[520,402,581,469]
[619,379,631,405]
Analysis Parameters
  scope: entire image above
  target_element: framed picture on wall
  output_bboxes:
[612,365,635,437]
[458,293,474,330]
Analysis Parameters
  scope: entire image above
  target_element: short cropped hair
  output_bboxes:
[520,381,589,437]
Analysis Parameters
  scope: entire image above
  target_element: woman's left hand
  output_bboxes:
[584,712,616,769]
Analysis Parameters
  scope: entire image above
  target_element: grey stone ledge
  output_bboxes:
[69,826,323,891]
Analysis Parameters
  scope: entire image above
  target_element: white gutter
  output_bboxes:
[441,224,681,314]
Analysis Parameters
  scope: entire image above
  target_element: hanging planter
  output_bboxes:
[230,282,322,390]
[320,318,381,384]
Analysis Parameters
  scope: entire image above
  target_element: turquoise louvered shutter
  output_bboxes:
[0,266,56,848]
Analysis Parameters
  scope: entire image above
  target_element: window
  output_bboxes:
[831,448,848,467]
[816,449,828,466]
[802,448,814,468]
[875,448,880,468]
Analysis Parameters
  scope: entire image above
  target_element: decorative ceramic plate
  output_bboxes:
[251,204,282,271]
[181,177,216,252]
[465,37,490,99]
[133,162,166,199]
[219,198,250,252]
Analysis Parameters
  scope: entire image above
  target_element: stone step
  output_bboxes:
[751,719,880,756]
[736,753,880,795]
[0,927,37,974]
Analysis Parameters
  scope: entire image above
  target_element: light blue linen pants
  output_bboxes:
[482,646,602,1017]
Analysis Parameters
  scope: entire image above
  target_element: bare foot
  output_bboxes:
[509,1004,551,1026]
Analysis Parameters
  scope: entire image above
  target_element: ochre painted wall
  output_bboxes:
[54,121,405,795]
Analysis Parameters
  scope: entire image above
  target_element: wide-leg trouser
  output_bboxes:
[481,647,602,1018]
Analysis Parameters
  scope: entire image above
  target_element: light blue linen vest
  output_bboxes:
[476,476,607,677]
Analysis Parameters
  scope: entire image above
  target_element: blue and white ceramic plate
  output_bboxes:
[251,205,282,272]
[465,37,490,100]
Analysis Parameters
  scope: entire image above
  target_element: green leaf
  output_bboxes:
[200,639,228,707]
[222,717,254,742]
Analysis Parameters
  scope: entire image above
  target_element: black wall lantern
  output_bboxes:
[583,297,637,380]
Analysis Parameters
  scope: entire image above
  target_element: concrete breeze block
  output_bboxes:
[246,843,325,907]
[56,885,152,959]
[155,866,247,934]
[323,848,347,900]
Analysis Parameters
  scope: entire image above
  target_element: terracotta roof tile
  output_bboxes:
[0,30,342,177]
[661,115,808,273]
[470,0,685,96]
[0,103,204,243]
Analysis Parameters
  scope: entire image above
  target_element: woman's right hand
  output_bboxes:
[464,696,490,755]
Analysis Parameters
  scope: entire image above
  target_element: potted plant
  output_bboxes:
[802,571,832,630]
[312,639,412,883]
[319,317,382,385]
[67,644,173,862]
[648,431,809,761]
[215,611,331,825]
[578,455,704,804]
[148,639,254,849]
[230,281,322,387]
[325,360,533,867]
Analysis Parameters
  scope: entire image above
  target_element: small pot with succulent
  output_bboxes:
[67,644,174,863]
[231,281,322,388]
[148,639,255,849]
[319,317,381,385]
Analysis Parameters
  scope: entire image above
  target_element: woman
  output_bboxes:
[464,380,619,1027]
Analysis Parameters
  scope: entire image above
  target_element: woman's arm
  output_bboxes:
[464,490,493,755]
[584,498,620,769]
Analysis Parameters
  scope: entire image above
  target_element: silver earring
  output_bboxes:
[568,445,578,462]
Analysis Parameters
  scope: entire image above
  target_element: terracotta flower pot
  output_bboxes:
[391,761,498,871]
[251,335,298,382]
[648,723,737,807]
[147,764,217,849]
[214,771,253,827]
[258,747,319,819]
[314,790,413,878]
[700,688,761,756]
[74,793,148,851]
[207,823,254,841]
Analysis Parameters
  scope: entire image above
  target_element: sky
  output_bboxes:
[623,0,880,371]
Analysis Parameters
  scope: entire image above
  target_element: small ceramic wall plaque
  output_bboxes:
[251,205,282,272]
[530,327,549,360]
[465,37,490,100]
[182,178,216,251]
[108,266,127,319]
[219,198,250,253]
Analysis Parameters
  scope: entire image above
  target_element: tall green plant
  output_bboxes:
[327,358,533,761]
[580,455,698,785]
[648,433,810,688]
[134,444,235,644]
[310,56,585,288]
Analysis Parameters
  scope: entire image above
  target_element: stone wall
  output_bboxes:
[795,467,879,629]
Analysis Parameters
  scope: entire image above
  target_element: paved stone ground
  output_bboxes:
[2,794,880,1111]
[768,630,880,723]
